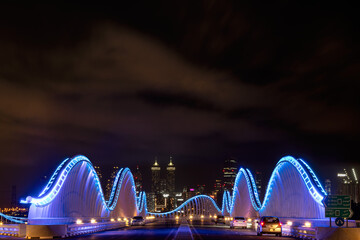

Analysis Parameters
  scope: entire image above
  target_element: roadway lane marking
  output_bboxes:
[173,224,194,240]
[165,228,177,240]
[189,225,203,240]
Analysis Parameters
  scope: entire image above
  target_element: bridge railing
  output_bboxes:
[67,221,125,237]
[0,223,26,237]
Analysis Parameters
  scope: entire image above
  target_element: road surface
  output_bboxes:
[64,219,296,240]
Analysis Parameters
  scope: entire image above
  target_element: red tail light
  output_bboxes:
[260,222,264,226]
[279,222,282,226]
[243,220,246,223]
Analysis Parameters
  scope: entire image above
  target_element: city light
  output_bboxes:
[110,218,115,222]
[189,215,193,219]
[76,219,83,224]
[201,215,204,218]
[352,168,358,183]
[287,221,293,226]
[304,222,311,227]
[175,216,179,220]
[91,218,96,224]
[247,218,252,222]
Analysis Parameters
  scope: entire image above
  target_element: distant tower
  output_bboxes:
[166,156,176,194]
[105,166,119,200]
[325,179,332,195]
[255,171,264,201]
[223,158,238,191]
[151,157,161,194]
[133,165,143,194]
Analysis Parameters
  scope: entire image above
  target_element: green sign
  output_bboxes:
[322,195,351,208]
[325,208,353,218]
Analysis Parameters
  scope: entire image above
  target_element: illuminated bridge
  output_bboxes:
[1,155,336,238]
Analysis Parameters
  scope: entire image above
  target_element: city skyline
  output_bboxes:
[0,154,359,208]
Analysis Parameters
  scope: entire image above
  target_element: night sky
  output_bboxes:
[0,2,359,207]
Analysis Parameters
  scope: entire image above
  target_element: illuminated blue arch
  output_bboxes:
[149,195,221,217]
[137,191,148,216]
[21,155,141,224]
[221,168,261,218]
[259,156,326,218]
[0,212,27,224]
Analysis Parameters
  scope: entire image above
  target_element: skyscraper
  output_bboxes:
[223,158,238,191]
[166,156,175,194]
[133,165,142,194]
[337,168,359,203]
[151,157,161,193]
[105,166,119,200]
[254,171,264,201]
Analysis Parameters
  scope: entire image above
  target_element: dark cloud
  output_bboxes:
[0,2,359,206]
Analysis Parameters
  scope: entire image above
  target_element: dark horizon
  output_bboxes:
[0,2,359,208]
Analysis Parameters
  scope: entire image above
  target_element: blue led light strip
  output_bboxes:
[38,158,69,197]
[137,191,147,213]
[0,212,26,224]
[298,158,327,196]
[246,169,262,208]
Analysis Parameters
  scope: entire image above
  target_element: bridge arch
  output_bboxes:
[150,195,221,218]
[24,155,139,224]
[259,156,326,218]
[228,168,261,218]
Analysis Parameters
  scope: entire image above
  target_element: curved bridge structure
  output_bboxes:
[149,195,221,218]
[220,156,326,219]
[259,156,326,218]
[13,155,326,225]
[22,155,140,224]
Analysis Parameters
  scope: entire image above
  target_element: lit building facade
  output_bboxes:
[337,168,359,203]
[166,157,175,194]
[211,179,222,203]
[223,158,238,191]
[133,165,142,194]
[151,157,161,193]
[105,166,119,200]
[254,171,264,201]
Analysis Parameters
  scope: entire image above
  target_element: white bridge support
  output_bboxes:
[259,156,326,218]
[24,156,140,225]
[230,169,260,218]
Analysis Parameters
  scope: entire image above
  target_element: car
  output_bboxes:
[230,217,247,229]
[215,215,225,225]
[256,216,282,236]
[131,216,145,226]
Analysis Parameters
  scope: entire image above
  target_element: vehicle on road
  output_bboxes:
[256,216,282,236]
[131,216,145,226]
[215,215,225,225]
[230,217,247,229]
